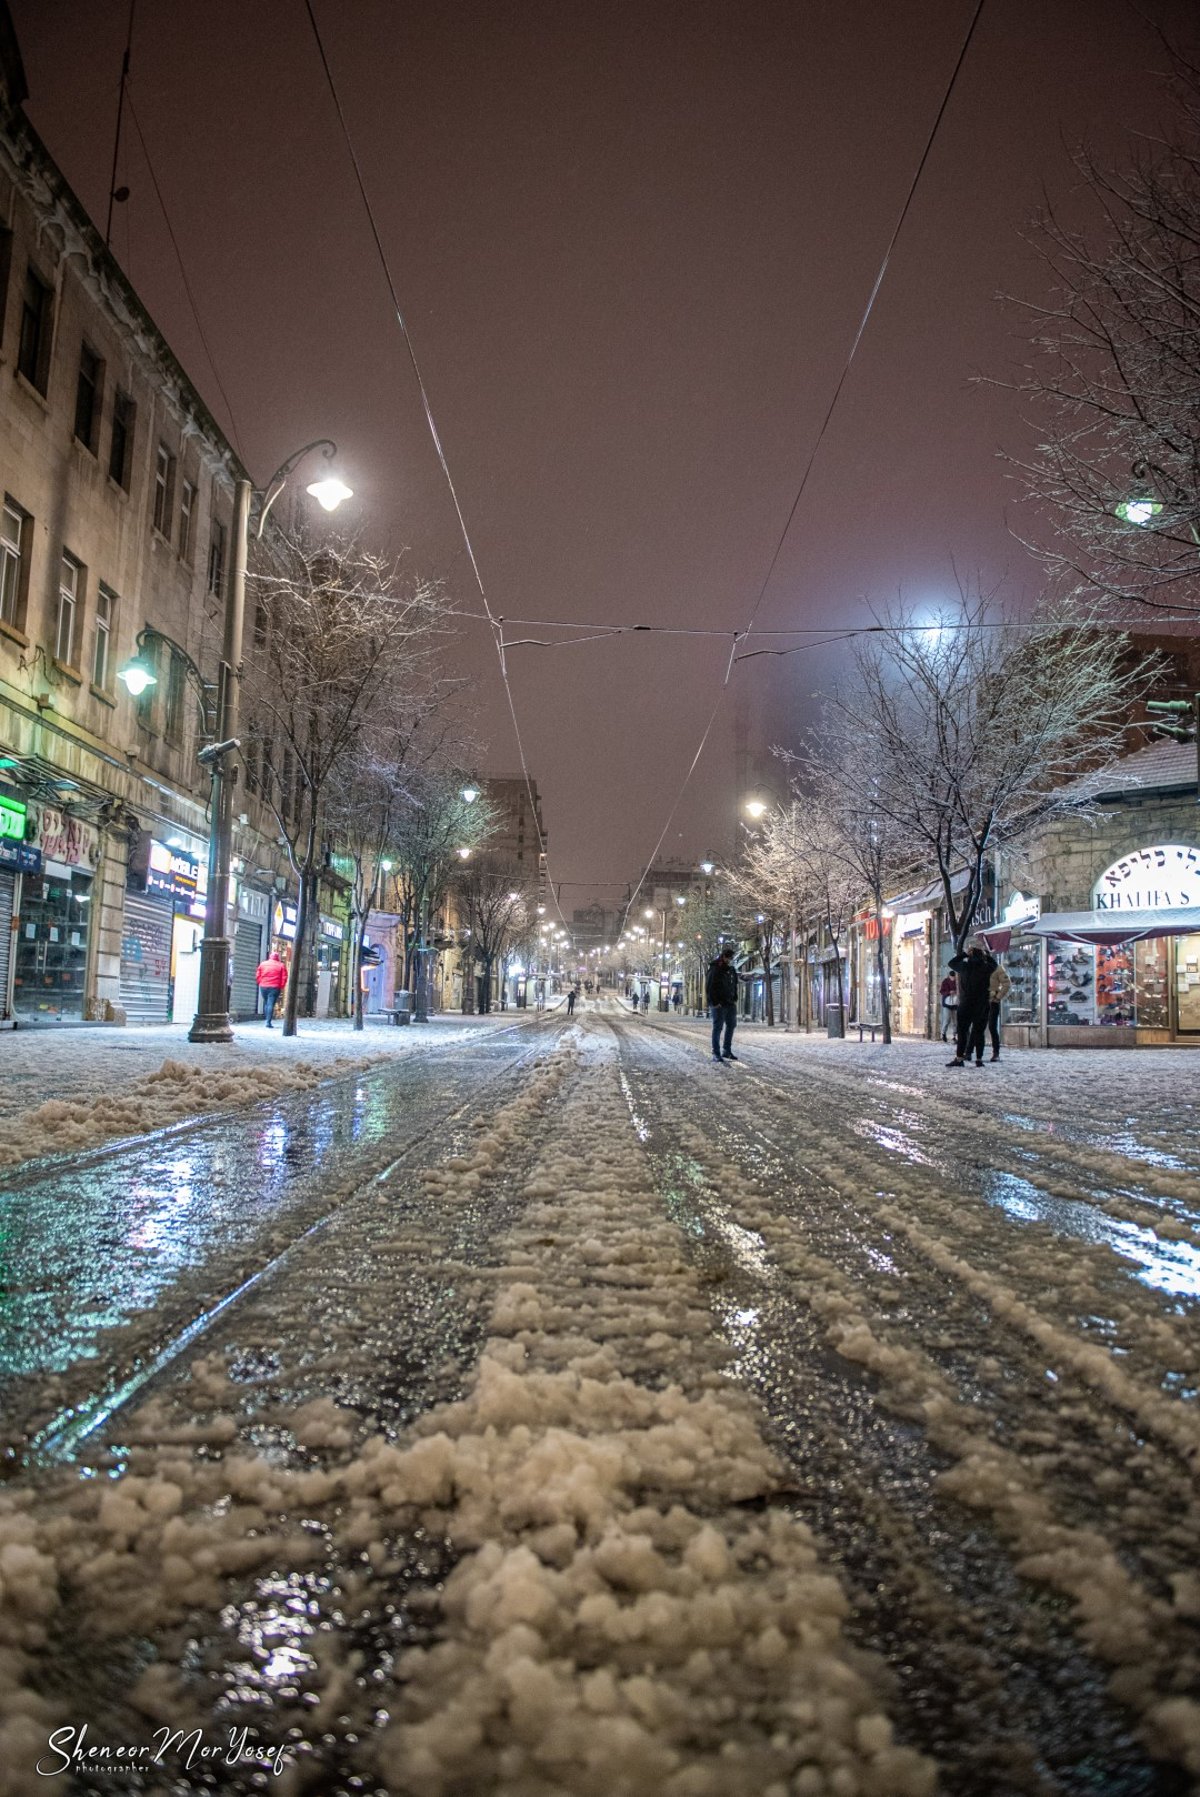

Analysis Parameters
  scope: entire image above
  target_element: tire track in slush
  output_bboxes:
[613,1018,1196,1797]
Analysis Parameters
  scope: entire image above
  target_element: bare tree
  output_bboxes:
[455,862,536,1013]
[826,593,1157,957]
[726,845,785,1025]
[242,530,444,1035]
[789,743,923,1044]
[388,776,499,1012]
[1001,48,1200,616]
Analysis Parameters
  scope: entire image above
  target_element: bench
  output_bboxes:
[856,1020,882,1042]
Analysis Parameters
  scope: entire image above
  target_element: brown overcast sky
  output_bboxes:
[13,0,1197,914]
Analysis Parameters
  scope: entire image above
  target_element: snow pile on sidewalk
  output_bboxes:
[0,1052,377,1169]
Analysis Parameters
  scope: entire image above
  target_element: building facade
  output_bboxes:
[0,27,291,1025]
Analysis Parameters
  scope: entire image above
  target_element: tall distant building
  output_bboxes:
[480,775,547,894]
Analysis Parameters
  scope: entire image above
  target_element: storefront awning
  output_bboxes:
[979,907,1200,951]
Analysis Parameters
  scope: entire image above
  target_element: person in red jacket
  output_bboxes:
[255,948,288,1027]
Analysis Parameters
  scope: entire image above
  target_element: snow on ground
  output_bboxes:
[0,1010,526,1168]
[0,1029,934,1796]
[2,1016,1199,1791]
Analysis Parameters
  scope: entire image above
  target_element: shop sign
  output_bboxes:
[0,792,27,842]
[272,898,298,941]
[239,886,269,922]
[30,803,99,869]
[0,840,40,872]
[1093,844,1200,911]
[319,914,345,942]
[1002,890,1041,927]
[146,839,200,905]
[895,910,930,938]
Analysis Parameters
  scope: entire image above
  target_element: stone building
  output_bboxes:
[0,18,289,1025]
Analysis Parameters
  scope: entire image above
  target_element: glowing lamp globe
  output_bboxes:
[306,476,354,512]
[118,660,157,697]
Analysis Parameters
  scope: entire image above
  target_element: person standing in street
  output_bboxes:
[938,971,958,1042]
[987,959,1011,1061]
[256,948,288,1028]
[566,987,577,1016]
[707,945,740,1062]
[946,943,995,1067]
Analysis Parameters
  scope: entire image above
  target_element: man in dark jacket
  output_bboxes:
[947,944,996,1067]
[706,946,741,1062]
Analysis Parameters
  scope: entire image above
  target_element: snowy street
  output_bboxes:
[1,1012,1198,1795]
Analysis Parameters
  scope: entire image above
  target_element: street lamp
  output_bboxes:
[186,439,352,1042]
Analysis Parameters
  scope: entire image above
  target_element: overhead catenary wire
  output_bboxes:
[615,0,988,942]
[302,0,569,936]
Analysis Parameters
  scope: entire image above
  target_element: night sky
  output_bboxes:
[14,0,1196,914]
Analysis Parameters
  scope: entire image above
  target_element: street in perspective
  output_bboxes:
[3,1,1200,1794]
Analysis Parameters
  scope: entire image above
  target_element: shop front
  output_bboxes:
[232,885,270,1019]
[0,790,36,1020]
[891,909,930,1036]
[10,802,100,1023]
[316,914,345,1017]
[120,838,206,1023]
[983,845,1200,1046]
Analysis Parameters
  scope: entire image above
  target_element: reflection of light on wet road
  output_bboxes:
[228,1571,322,1694]
[709,1217,774,1279]
[984,1170,1200,1299]
[852,1119,938,1168]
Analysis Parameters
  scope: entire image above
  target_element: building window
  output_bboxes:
[207,519,227,597]
[93,585,115,689]
[178,479,196,561]
[0,498,28,631]
[244,736,259,796]
[74,343,102,451]
[109,391,134,489]
[56,554,81,667]
[17,266,52,392]
[164,648,187,745]
[153,443,175,536]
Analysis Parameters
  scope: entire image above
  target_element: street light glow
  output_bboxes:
[1115,497,1163,527]
[117,659,157,696]
[305,475,354,511]
[745,798,767,819]
[461,784,480,804]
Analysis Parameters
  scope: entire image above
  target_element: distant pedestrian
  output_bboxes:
[707,946,740,1062]
[946,944,995,1067]
[630,992,639,1013]
[938,972,958,1042]
[987,960,1011,1061]
[256,949,288,1028]
[566,988,577,1016]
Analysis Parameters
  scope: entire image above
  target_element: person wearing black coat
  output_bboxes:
[947,944,997,1066]
[706,946,741,1062]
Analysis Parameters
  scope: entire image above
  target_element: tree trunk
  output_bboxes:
[283,861,315,1037]
[874,901,892,1045]
[763,950,775,1026]
[352,908,370,1031]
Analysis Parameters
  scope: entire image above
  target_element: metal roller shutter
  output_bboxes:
[119,892,173,1023]
[0,872,14,1019]
[232,917,262,1019]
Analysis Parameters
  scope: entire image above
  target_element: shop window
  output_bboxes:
[178,479,196,562]
[152,443,175,536]
[0,497,30,632]
[109,391,135,489]
[11,868,92,1021]
[1135,938,1168,1029]
[1096,944,1136,1027]
[93,584,116,689]
[1000,940,1040,1024]
[1047,940,1095,1025]
[56,553,82,668]
[17,265,52,393]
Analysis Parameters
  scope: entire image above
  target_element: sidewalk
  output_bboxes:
[0,1009,530,1120]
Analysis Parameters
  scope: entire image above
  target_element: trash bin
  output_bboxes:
[826,1004,845,1039]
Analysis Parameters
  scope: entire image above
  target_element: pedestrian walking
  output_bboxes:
[938,971,958,1042]
[566,988,577,1016]
[630,992,639,1013]
[706,945,740,1062]
[946,944,996,1067]
[256,948,288,1028]
[987,960,1011,1061]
